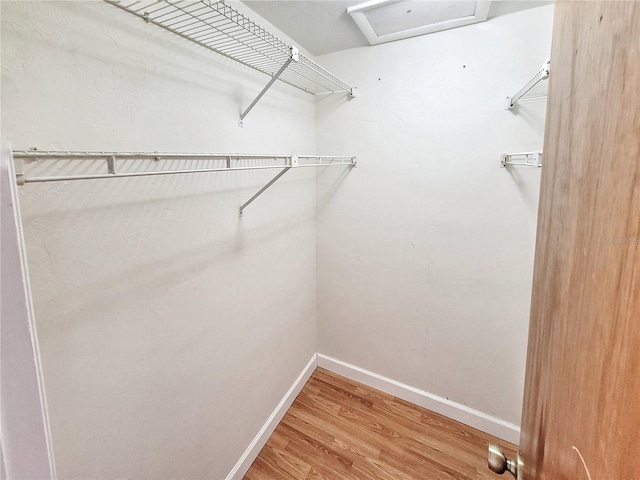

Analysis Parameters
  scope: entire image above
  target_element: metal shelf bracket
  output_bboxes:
[501,151,542,168]
[239,154,298,216]
[107,156,117,175]
[238,167,290,217]
[239,47,299,127]
[14,157,25,186]
[506,59,550,110]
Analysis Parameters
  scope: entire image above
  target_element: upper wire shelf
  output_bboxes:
[505,59,550,109]
[104,1,356,100]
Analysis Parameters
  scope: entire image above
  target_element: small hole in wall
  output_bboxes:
[463,65,466,68]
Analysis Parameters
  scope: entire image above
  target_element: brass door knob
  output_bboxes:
[488,443,523,478]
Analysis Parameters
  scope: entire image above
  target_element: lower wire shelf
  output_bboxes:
[12,149,357,215]
[500,151,542,168]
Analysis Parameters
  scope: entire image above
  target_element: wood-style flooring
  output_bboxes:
[244,368,517,479]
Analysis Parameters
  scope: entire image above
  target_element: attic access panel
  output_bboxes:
[348,0,491,45]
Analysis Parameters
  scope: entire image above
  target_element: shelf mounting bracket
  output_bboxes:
[14,157,25,186]
[501,151,543,168]
[505,59,550,110]
[239,47,299,127]
[239,155,299,216]
[107,156,117,175]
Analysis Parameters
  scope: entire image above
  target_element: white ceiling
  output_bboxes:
[242,0,554,56]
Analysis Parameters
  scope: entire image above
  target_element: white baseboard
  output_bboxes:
[225,354,318,480]
[317,353,520,445]
[227,352,519,479]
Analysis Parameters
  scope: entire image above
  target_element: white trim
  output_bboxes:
[1,146,56,478]
[317,353,520,445]
[347,0,491,46]
[12,148,58,477]
[224,353,318,480]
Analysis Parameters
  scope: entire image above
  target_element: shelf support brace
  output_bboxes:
[505,59,550,110]
[239,47,299,127]
[239,161,295,216]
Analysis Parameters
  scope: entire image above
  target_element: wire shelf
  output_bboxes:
[505,59,550,109]
[500,151,542,168]
[13,150,357,184]
[13,150,357,215]
[104,0,355,96]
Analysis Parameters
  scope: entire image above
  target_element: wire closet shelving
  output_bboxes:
[505,59,550,110]
[13,150,357,216]
[500,151,542,168]
[501,59,549,167]
[104,0,357,126]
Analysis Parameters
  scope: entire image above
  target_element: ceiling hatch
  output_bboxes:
[347,0,491,45]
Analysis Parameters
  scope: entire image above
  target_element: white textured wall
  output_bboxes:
[1,2,316,478]
[315,5,554,428]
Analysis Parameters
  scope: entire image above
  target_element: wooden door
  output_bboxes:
[519,1,640,478]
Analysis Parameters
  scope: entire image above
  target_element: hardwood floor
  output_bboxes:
[244,368,517,479]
